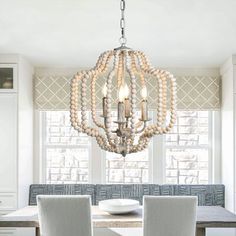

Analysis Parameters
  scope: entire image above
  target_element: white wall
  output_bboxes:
[18,57,34,208]
[220,57,235,212]
[219,56,236,236]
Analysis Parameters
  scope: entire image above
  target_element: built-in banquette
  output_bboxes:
[29,184,225,207]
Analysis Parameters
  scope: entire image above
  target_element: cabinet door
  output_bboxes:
[0,193,17,211]
[0,64,17,93]
[0,229,16,235]
[0,94,17,192]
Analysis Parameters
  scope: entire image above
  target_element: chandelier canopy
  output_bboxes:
[70,0,177,156]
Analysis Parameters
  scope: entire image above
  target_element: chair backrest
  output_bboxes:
[143,196,197,236]
[37,195,92,236]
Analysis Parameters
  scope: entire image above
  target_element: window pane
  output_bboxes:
[165,111,210,184]
[105,110,151,184]
[165,148,208,184]
[106,149,149,183]
[46,148,89,184]
[43,111,90,184]
[45,111,89,145]
[166,111,208,146]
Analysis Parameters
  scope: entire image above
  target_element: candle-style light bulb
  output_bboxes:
[102,83,107,97]
[140,86,147,100]
[118,84,126,102]
[123,83,129,98]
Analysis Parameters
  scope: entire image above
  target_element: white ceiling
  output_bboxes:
[0,0,236,67]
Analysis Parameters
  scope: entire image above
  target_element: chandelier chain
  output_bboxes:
[119,0,127,46]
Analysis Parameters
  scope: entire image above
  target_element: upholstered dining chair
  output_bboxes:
[143,196,197,236]
[37,195,92,236]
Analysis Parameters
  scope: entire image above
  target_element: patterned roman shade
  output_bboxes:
[34,69,220,110]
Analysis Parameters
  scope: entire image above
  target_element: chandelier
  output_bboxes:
[70,0,177,156]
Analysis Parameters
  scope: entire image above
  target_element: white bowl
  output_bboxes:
[98,199,140,214]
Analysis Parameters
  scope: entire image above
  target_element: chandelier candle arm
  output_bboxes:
[102,83,108,118]
[123,83,131,118]
[140,86,148,121]
[117,101,125,122]
[141,100,148,121]
[124,98,131,118]
[70,0,177,156]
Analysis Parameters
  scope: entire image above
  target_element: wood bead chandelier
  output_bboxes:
[70,0,177,156]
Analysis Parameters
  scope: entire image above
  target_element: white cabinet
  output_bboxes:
[0,94,17,216]
[0,57,33,236]
[0,56,33,236]
[0,193,17,212]
[0,55,33,217]
[0,94,17,193]
[0,64,17,93]
[0,229,16,235]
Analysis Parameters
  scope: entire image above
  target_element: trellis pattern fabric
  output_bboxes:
[29,184,225,207]
[34,73,220,110]
[29,184,96,205]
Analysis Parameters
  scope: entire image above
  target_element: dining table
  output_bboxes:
[0,206,236,236]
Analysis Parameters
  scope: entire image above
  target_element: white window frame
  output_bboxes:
[36,110,221,185]
[163,111,218,184]
[38,111,92,183]
[100,132,154,184]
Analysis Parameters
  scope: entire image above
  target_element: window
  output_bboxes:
[39,110,215,184]
[165,111,211,184]
[105,110,151,184]
[106,149,149,183]
[42,111,90,184]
